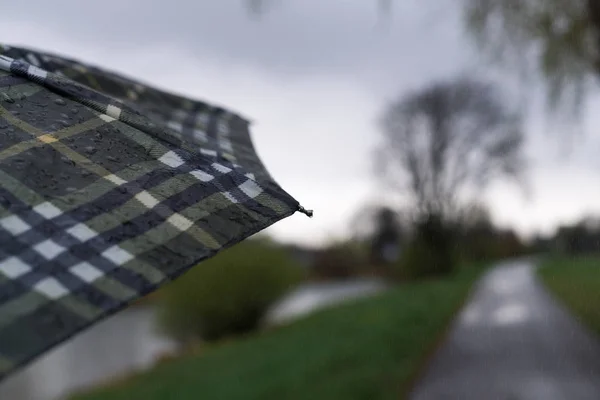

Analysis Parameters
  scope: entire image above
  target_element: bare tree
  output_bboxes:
[464,0,600,117]
[456,201,493,231]
[376,77,525,223]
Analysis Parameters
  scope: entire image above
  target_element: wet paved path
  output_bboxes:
[410,259,600,400]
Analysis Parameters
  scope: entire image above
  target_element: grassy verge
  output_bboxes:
[70,266,485,400]
[538,256,600,336]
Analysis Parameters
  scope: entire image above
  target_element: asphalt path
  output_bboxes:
[410,259,600,400]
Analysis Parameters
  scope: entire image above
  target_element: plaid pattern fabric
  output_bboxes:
[0,43,309,381]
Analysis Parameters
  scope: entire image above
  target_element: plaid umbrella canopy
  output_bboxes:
[0,44,310,381]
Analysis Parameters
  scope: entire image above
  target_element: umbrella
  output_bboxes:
[0,43,311,381]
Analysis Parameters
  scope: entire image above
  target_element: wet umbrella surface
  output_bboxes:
[0,44,309,381]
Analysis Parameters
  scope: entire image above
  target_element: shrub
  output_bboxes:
[311,241,369,280]
[397,215,457,280]
[455,228,527,264]
[157,239,305,342]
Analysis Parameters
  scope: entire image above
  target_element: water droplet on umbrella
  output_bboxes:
[61,156,75,166]
[84,146,97,155]
[106,155,119,162]
[81,170,92,177]
[56,119,71,128]
[11,111,20,116]
[54,98,67,106]
[60,113,71,120]
[70,107,79,114]
[0,121,7,129]
[1,93,15,103]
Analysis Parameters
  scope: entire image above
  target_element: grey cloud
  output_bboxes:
[2,0,471,92]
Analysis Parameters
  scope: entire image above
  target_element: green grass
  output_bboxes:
[538,256,600,336]
[70,266,485,400]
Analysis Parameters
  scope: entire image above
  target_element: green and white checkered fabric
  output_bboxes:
[0,44,307,381]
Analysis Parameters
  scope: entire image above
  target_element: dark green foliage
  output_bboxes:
[369,207,403,266]
[455,226,527,264]
[539,256,600,337]
[311,241,369,280]
[397,215,457,280]
[553,218,600,255]
[157,240,305,342]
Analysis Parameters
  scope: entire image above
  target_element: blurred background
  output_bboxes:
[1,0,600,399]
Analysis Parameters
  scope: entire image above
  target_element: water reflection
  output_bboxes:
[492,303,529,326]
[0,306,176,400]
[264,279,386,325]
[460,304,482,325]
[460,262,534,327]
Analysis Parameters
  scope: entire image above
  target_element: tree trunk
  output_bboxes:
[588,0,600,71]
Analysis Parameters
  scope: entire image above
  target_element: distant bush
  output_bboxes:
[310,241,369,280]
[455,227,528,264]
[396,215,457,280]
[157,239,305,342]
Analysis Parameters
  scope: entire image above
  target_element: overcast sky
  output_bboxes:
[1,0,599,247]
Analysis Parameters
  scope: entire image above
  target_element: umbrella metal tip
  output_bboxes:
[298,206,314,218]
